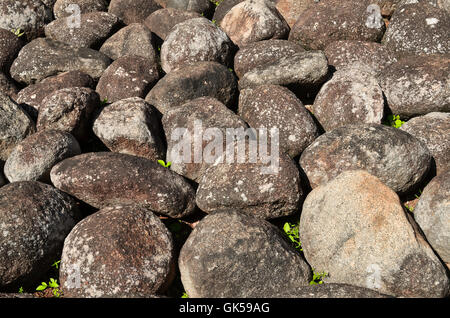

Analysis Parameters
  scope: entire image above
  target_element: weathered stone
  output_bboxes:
[145,62,237,114]
[16,71,95,112]
[401,112,449,176]
[0,181,81,290]
[37,87,100,142]
[163,97,248,182]
[0,73,18,100]
[95,55,160,103]
[0,94,35,161]
[275,283,391,298]
[179,210,312,297]
[289,0,386,50]
[312,66,385,131]
[380,54,450,118]
[4,130,81,183]
[10,38,111,85]
[99,23,157,61]
[275,0,316,28]
[50,152,196,218]
[45,12,121,49]
[0,0,53,41]
[164,0,213,14]
[212,0,244,25]
[299,170,449,298]
[144,8,202,41]
[0,28,23,72]
[414,170,450,263]
[299,124,432,195]
[238,51,329,90]
[234,39,305,78]
[60,205,175,297]
[54,0,108,19]
[108,0,162,25]
[383,1,450,55]
[220,0,289,48]
[161,17,233,73]
[93,97,166,161]
[239,85,319,158]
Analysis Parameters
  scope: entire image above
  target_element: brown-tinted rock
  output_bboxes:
[289,0,386,50]
[164,0,213,14]
[53,0,108,19]
[144,8,202,41]
[234,39,305,78]
[275,283,392,298]
[145,62,237,114]
[37,87,100,142]
[0,73,18,100]
[96,55,160,103]
[60,205,175,297]
[275,0,316,28]
[93,97,166,161]
[220,0,290,48]
[0,28,23,72]
[50,152,196,218]
[108,0,162,25]
[99,23,157,61]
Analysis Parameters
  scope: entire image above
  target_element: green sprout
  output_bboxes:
[11,28,25,37]
[158,160,171,168]
[383,114,405,128]
[36,278,62,298]
[52,260,61,269]
[310,269,328,285]
[181,292,189,298]
[283,222,302,252]
[18,287,23,293]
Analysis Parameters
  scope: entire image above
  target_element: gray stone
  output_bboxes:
[312,66,385,131]
[164,0,213,14]
[44,12,121,49]
[10,38,111,85]
[93,97,166,161]
[37,87,100,142]
[380,54,450,119]
[53,0,108,19]
[0,181,81,290]
[50,152,196,218]
[299,124,432,195]
[275,283,392,298]
[179,210,312,297]
[163,97,248,182]
[60,205,175,297]
[401,112,449,176]
[99,23,157,61]
[0,28,24,72]
[299,170,450,298]
[0,93,35,161]
[145,62,237,115]
[4,130,81,183]
[219,0,289,48]
[239,84,319,158]
[275,0,316,28]
[414,170,450,263]
[108,0,162,25]
[161,17,233,73]
[0,73,18,100]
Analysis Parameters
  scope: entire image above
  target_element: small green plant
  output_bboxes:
[283,222,302,252]
[158,159,171,168]
[211,19,217,25]
[52,260,61,269]
[11,28,25,37]
[100,98,108,106]
[404,204,414,213]
[181,292,189,298]
[383,114,405,128]
[210,0,223,7]
[36,278,62,298]
[310,269,328,285]
[18,287,23,293]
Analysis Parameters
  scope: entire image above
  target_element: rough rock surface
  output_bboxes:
[312,66,385,131]
[0,94,36,161]
[0,73,18,100]
[37,87,100,142]
[220,0,290,48]
[163,97,248,182]
[0,181,81,290]
[4,130,81,183]
[299,170,450,298]
[144,8,202,41]
[16,71,95,112]
[234,39,305,78]
[401,112,449,176]
[93,97,166,161]
[414,170,450,263]
[275,0,316,28]
[239,84,319,158]
[95,55,160,103]
[383,1,450,55]
[163,0,213,14]
[145,62,237,114]
[53,0,108,18]
[238,51,329,90]
[108,0,162,25]
[161,17,233,73]
[179,211,312,297]
[289,0,386,50]
[275,283,391,298]
[380,54,450,118]
[99,23,157,61]
[0,28,23,72]
[60,205,175,297]
[299,124,432,195]
[50,152,196,218]
[44,12,121,49]
[10,38,111,85]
